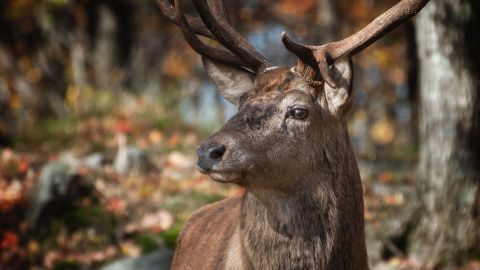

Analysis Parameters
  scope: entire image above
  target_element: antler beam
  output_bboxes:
[282,0,430,87]
[193,0,269,72]
[158,0,270,73]
[172,0,247,67]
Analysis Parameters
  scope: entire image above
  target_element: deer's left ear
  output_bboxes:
[321,57,354,119]
[202,57,255,105]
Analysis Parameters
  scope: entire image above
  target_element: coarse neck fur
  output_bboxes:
[238,128,368,270]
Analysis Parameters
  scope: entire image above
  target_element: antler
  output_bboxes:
[282,0,430,88]
[157,0,213,38]
[158,0,270,73]
[193,0,269,72]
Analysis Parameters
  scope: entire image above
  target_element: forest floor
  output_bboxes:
[1,92,479,270]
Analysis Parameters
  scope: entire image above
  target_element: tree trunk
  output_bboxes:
[93,5,118,91]
[411,0,480,267]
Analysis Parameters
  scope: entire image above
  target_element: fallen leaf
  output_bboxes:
[149,130,164,144]
[1,231,19,249]
[370,118,395,145]
[120,241,141,257]
[168,133,181,147]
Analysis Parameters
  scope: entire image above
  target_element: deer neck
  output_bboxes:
[243,174,338,237]
[239,134,367,269]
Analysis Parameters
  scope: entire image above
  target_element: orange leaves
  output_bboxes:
[1,148,16,165]
[0,231,26,268]
[0,180,23,212]
[17,159,29,173]
[1,231,19,250]
[43,250,62,269]
[461,260,480,270]
[114,118,133,134]
[345,1,372,23]
[0,148,32,212]
[382,193,405,206]
[105,197,127,216]
[43,247,118,268]
[27,240,40,255]
[364,205,374,222]
[370,117,396,145]
[142,210,174,232]
[378,170,393,183]
[162,49,194,79]
[148,130,164,145]
[276,0,316,17]
[65,85,80,110]
[120,241,141,257]
[164,151,195,170]
[125,210,174,234]
[168,132,181,148]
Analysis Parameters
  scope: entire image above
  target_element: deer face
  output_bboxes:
[197,58,353,187]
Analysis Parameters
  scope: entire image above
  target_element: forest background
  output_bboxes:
[0,0,479,269]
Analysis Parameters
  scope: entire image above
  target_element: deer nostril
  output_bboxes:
[208,145,226,160]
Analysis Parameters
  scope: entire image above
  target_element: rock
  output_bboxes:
[83,152,105,170]
[100,250,173,270]
[58,152,82,169]
[113,133,151,175]
[26,162,91,226]
[60,151,107,171]
[114,145,148,175]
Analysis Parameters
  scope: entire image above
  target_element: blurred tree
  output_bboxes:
[412,0,480,266]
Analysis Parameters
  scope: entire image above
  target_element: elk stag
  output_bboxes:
[158,0,429,269]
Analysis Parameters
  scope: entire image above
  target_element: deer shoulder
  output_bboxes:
[172,193,248,270]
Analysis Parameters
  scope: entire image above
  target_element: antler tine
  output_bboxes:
[193,0,270,73]
[172,0,247,69]
[282,0,430,88]
[157,0,214,38]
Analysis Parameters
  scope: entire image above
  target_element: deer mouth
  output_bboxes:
[197,166,242,183]
[209,171,242,183]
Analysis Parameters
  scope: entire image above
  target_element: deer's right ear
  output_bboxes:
[321,57,354,119]
[202,57,255,105]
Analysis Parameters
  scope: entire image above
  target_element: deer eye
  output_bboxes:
[287,108,308,120]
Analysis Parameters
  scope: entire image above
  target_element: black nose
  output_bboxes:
[197,144,226,171]
[208,145,226,160]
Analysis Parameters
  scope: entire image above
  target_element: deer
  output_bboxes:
[157,0,429,269]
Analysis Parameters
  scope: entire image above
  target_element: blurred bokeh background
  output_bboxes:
[0,0,478,269]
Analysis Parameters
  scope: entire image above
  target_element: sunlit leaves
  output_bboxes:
[0,180,22,212]
[370,117,396,145]
[162,48,195,79]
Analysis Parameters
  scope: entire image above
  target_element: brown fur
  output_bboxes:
[172,61,368,269]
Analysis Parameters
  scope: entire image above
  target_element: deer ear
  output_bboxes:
[322,57,354,119]
[202,57,255,105]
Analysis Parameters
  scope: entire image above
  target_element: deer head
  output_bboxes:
[158,0,429,190]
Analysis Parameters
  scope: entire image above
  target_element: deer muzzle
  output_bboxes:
[196,143,226,172]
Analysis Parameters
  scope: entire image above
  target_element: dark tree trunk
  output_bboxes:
[411,0,480,267]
